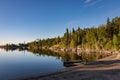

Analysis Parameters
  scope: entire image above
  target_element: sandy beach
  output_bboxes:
[16,53,120,80]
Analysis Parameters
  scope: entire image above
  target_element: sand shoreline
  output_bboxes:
[16,53,120,80]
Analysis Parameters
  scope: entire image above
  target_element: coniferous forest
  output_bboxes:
[28,17,120,51]
[3,17,120,51]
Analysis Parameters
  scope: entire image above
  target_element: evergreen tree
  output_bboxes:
[28,16,120,51]
[63,28,70,47]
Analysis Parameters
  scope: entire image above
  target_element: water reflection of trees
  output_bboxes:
[2,47,28,52]
[1,47,108,62]
[28,49,82,61]
[28,49,107,62]
[0,43,28,52]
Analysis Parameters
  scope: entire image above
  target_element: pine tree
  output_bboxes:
[63,28,70,47]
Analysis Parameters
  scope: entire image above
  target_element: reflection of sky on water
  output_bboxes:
[0,49,64,80]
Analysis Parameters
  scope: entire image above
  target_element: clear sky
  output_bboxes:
[0,0,120,45]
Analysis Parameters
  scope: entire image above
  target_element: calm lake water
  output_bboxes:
[0,48,103,80]
[0,49,66,80]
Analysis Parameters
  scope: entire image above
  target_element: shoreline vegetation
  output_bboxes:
[0,17,120,80]
[28,17,120,52]
[0,17,120,54]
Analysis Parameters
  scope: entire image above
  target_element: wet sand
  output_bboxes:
[18,53,120,80]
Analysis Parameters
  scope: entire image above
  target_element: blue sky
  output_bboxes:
[0,0,120,45]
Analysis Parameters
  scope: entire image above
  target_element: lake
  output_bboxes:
[0,48,104,80]
[0,49,64,80]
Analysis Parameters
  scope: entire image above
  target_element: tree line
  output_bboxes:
[29,17,120,50]
[0,43,28,51]
[6,17,120,51]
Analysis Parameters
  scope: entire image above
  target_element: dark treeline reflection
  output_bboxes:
[2,48,107,62]
[28,49,81,61]
[28,49,107,62]
[0,43,28,52]
[3,47,28,52]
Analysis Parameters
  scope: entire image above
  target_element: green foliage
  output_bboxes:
[105,41,113,50]
[63,28,71,47]
[28,17,120,50]
[113,35,119,49]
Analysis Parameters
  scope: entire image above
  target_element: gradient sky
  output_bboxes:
[0,0,120,45]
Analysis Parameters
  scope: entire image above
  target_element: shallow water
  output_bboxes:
[0,49,65,80]
[0,48,102,80]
